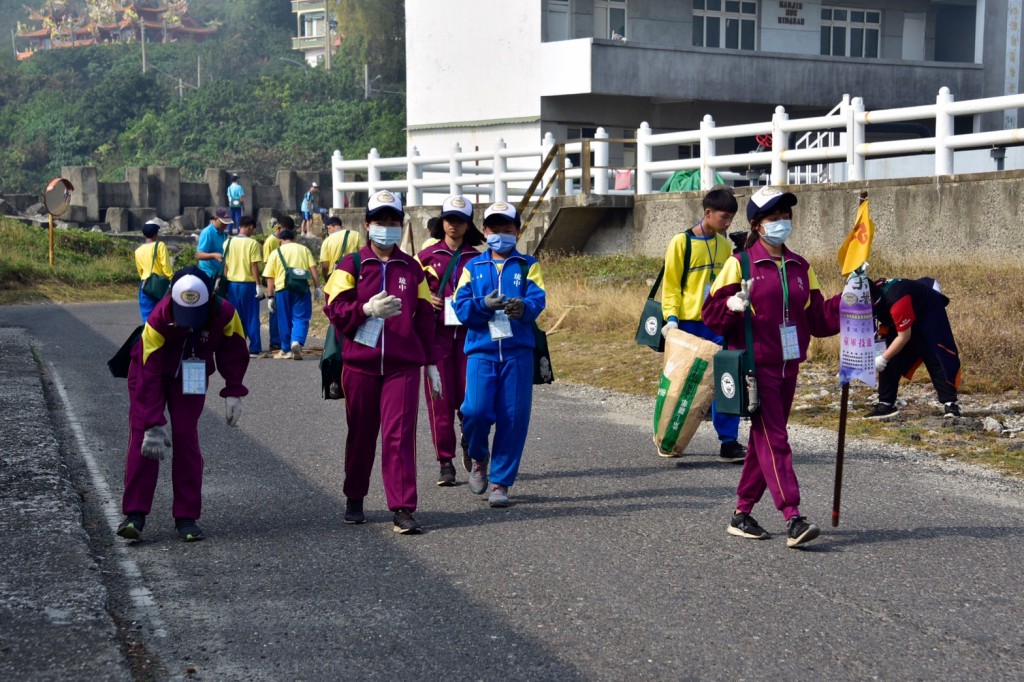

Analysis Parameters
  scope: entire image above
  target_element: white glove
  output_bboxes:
[255,284,265,299]
[313,287,324,302]
[362,290,402,318]
[426,365,442,399]
[875,354,888,373]
[225,397,242,427]
[141,425,172,460]
[267,297,276,314]
[661,320,678,338]
[484,289,507,311]
[726,279,752,313]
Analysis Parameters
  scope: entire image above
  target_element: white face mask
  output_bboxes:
[761,218,792,246]
[368,225,402,248]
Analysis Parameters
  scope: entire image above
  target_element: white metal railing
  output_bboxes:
[331,88,1024,208]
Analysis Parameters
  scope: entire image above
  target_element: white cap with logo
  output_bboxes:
[171,272,211,328]
[366,190,405,220]
[440,194,473,222]
[483,201,520,228]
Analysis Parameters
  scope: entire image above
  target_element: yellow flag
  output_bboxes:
[838,199,875,275]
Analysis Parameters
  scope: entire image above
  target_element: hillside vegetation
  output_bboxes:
[0,0,405,193]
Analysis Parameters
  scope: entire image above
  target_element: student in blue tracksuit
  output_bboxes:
[453,202,546,508]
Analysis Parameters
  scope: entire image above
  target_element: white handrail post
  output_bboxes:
[407,146,422,206]
[594,127,609,195]
[771,105,789,185]
[851,97,865,181]
[541,132,556,198]
[636,122,653,194]
[449,142,462,196]
[368,148,381,193]
[494,138,508,202]
[331,149,344,209]
[699,114,716,190]
[935,87,955,175]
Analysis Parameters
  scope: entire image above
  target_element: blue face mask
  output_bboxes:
[486,233,518,254]
[761,218,792,246]
[368,225,402,248]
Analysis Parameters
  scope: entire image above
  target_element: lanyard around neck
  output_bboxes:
[777,258,790,324]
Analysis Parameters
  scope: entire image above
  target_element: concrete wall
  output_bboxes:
[617,170,1024,262]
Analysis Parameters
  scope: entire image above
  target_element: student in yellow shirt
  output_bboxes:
[223,216,265,357]
[261,215,322,360]
[134,220,174,323]
[262,219,283,352]
[319,216,362,289]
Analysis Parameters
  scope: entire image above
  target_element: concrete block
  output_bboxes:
[66,205,89,224]
[147,166,181,219]
[128,207,157,231]
[256,208,283,235]
[276,170,299,211]
[205,169,226,210]
[61,166,100,221]
[183,207,208,233]
[125,167,148,208]
[103,207,130,233]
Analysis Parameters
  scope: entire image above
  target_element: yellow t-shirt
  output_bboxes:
[319,229,362,267]
[662,230,733,322]
[263,234,281,262]
[262,242,318,290]
[135,241,173,281]
[222,236,263,283]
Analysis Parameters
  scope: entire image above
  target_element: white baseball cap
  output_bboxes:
[170,268,212,328]
[483,201,520,229]
[440,195,473,222]
[311,182,318,188]
[366,190,404,220]
[747,186,797,221]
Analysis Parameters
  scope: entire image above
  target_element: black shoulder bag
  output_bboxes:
[517,260,553,385]
[320,251,361,399]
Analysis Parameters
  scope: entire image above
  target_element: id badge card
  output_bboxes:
[489,310,514,340]
[444,296,462,326]
[182,359,207,395]
[703,284,711,304]
[354,316,384,347]
[780,324,800,361]
[874,339,888,358]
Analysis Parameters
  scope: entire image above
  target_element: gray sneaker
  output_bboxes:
[488,483,510,508]
[468,459,488,495]
[290,341,303,360]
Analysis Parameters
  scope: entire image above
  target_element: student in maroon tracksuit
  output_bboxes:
[703,187,841,549]
[322,190,440,534]
[116,266,250,542]
[416,195,485,486]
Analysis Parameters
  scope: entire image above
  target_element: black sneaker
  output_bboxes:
[943,402,961,418]
[864,402,899,420]
[727,512,769,539]
[786,516,820,548]
[174,518,205,542]
[116,513,145,540]
[344,498,366,525]
[393,509,422,535]
[719,441,746,463]
[461,434,472,473]
[437,461,457,487]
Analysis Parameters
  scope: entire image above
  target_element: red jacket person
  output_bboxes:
[117,266,250,542]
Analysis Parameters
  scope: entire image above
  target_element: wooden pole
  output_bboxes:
[832,189,868,527]
[48,213,55,268]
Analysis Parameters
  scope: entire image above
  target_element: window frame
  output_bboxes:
[594,0,628,40]
[692,0,758,51]
[820,6,881,59]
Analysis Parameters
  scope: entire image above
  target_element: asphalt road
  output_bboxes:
[2,301,1023,681]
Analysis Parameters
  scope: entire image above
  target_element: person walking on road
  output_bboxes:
[319,215,362,288]
[416,195,484,486]
[261,216,321,360]
[660,188,746,462]
[223,215,265,357]
[703,187,841,548]
[196,208,233,283]
[116,266,250,542]
[300,182,319,236]
[226,174,245,234]
[134,220,173,323]
[322,190,440,534]
[453,202,547,508]
[864,276,962,419]
[262,218,283,354]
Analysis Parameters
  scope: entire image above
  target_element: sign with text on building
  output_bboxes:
[778,1,806,26]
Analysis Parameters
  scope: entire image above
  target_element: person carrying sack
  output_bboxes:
[660,188,746,462]
[261,215,321,360]
[703,187,841,549]
[416,195,485,486]
[134,220,173,323]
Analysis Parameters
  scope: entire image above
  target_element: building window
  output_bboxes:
[693,0,757,50]
[594,0,627,40]
[820,7,880,58]
[302,13,324,38]
[546,0,570,41]
[677,143,699,160]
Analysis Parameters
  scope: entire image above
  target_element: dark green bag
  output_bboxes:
[320,252,360,399]
[712,252,759,417]
[141,242,170,300]
[517,261,554,385]
[278,247,312,294]
[636,231,691,352]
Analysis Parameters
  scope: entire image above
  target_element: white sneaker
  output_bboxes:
[290,341,303,360]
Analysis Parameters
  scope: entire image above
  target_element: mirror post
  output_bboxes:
[48,213,54,268]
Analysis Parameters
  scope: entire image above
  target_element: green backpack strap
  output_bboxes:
[335,231,350,268]
[648,230,691,305]
[437,244,464,297]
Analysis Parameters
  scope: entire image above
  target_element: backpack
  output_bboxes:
[320,251,361,400]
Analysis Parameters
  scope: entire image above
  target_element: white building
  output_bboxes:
[291,0,336,67]
[406,1,1022,166]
